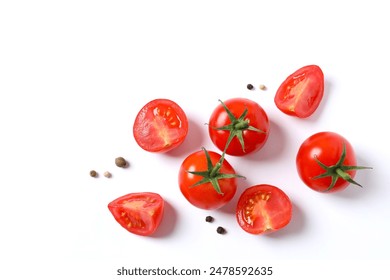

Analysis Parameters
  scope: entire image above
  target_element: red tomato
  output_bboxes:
[133,99,188,153]
[236,184,292,235]
[179,148,242,210]
[274,65,324,118]
[208,98,269,156]
[296,132,370,193]
[108,192,164,236]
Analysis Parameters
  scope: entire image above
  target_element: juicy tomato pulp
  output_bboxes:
[296,132,358,193]
[274,65,324,118]
[208,98,269,156]
[108,192,164,236]
[236,185,292,235]
[179,150,238,210]
[133,99,188,153]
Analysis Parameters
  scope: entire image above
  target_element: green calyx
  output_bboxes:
[187,147,245,195]
[312,143,372,192]
[211,99,265,153]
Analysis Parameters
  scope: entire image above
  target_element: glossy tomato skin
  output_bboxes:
[179,150,237,210]
[133,99,188,153]
[208,98,270,156]
[236,184,292,235]
[275,65,324,118]
[108,192,164,236]
[296,132,357,193]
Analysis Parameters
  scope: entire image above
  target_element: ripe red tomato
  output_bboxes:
[296,132,370,193]
[274,65,324,118]
[179,148,242,210]
[236,184,292,235]
[208,98,270,156]
[133,99,188,153]
[108,192,164,236]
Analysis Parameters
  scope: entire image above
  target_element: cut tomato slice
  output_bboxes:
[236,184,292,235]
[108,192,164,236]
[133,99,188,152]
[274,65,324,118]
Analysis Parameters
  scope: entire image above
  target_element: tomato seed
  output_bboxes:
[247,84,254,90]
[115,157,127,168]
[205,216,214,222]
[89,170,98,177]
[216,226,226,234]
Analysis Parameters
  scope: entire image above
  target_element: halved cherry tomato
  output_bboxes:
[296,131,371,193]
[108,192,164,236]
[179,148,243,210]
[274,65,324,118]
[133,99,188,153]
[236,184,292,235]
[208,98,270,156]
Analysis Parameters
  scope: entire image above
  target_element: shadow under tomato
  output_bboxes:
[165,117,206,158]
[263,201,306,239]
[151,200,177,238]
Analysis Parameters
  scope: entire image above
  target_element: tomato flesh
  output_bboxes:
[274,65,324,118]
[236,185,292,235]
[108,192,164,236]
[133,99,188,153]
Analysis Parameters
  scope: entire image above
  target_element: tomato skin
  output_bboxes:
[208,98,270,156]
[133,99,188,153]
[179,150,238,210]
[236,184,292,235]
[296,132,357,193]
[274,65,324,118]
[108,192,164,236]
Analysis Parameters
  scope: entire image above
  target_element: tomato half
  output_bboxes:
[296,132,370,193]
[133,99,188,153]
[236,184,292,235]
[108,192,164,236]
[208,98,270,156]
[274,65,324,118]
[179,148,241,210]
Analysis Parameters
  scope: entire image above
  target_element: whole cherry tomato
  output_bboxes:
[274,65,324,118]
[296,131,371,193]
[133,99,188,153]
[179,148,244,210]
[236,184,292,235]
[208,98,270,156]
[108,192,164,236]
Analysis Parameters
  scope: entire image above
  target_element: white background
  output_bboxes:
[1,0,389,279]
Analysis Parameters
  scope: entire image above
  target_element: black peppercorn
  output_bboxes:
[247,83,254,90]
[205,216,214,223]
[216,226,226,234]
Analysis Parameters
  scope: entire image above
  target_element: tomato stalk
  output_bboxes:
[312,143,372,192]
[187,147,245,195]
[211,99,265,153]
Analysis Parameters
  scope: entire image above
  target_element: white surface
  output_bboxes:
[1,0,389,279]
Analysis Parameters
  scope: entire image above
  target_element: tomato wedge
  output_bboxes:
[274,65,324,118]
[133,99,188,153]
[108,192,164,236]
[236,184,292,235]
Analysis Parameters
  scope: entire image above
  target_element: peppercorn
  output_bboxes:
[247,83,254,90]
[216,226,226,234]
[205,216,214,223]
[89,170,98,178]
[115,157,127,168]
[259,84,267,90]
[104,171,112,178]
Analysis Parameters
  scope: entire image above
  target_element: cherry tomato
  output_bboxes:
[236,184,292,235]
[108,192,164,236]
[208,98,270,156]
[133,99,188,153]
[296,132,370,193]
[179,148,243,210]
[274,65,324,118]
